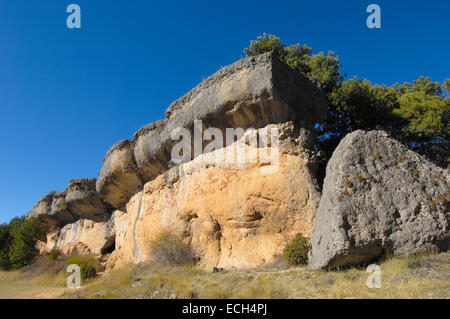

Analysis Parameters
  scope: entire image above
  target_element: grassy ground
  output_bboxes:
[0,268,66,298]
[1,252,449,299]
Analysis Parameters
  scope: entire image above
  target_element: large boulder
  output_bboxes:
[309,130,450,270]
[66,178,111,222]
[96,140,143,208]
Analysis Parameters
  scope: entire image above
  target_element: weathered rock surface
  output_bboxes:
[132,120,169,182]
[27,192,59,235]
[99,52,327,208]
[96,140,143,208]
[28,179,111,238]
[106,123,322,269]
[50,191,75,225]
[66,178,111,222]
[37,216,115,256]
[309,130,450,270]
[30,53,328,270]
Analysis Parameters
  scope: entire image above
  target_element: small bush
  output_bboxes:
[48,249,59,261]
[67,255,97,280]
[150,232,196,266]
[283,233,311,266]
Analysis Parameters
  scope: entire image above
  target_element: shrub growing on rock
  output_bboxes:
[283,233,311,266]
[150,232,196,266]
[48,249,59,261]
[67,255,97,280]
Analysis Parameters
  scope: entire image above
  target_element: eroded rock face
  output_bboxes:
[96,140,143,208]
[50,191,75,225]
[66,178,111,222]
[309,130,450,270]
[27,192,59,234]
[131,52,327,186]
[98,52,327,209]
[132,120,169,182]
[37,216,115,256]
[165,52,326,124]
[28,179,111,239]
[30,53,328,267]
[106,123,322,270]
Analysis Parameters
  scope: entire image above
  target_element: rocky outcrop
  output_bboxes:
[96,140,143,208]
[309,130,450,270]
[106,122,322,269]
[27,192,59,235]
[29,53,329,270]
[50,191,75,225]
[164,52,326,124]
[37,216,116,256]
[28,179,111,238]
[97,52,327,209]
[132,119,169,182]
[66,178,111,222]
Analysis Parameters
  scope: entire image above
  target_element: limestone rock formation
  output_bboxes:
[132,119,169,182]
[106,122,322,269]
[29,53,329,270]
[37,216,116,256]
[28,179,111,238]
[309,130,450,270]
[97,52,327,209]
[50,191,75,225]
[27,192,59,235]
[66,178,111,222]
[96,140,143,208]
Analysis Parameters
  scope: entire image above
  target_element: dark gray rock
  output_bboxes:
[309,130,450,270]
[49,190,75,225]
[96,140,143,208]
[132,119,169,182]
[66,178,111,222]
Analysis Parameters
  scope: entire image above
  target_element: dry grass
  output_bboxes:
[1,252,449,299]
[62,251,449,299]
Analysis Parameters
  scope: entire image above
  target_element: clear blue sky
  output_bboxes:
[0,0,448,223]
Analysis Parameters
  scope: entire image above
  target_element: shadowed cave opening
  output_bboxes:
[101,237,116,255]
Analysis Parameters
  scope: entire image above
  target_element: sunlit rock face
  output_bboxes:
[28,179,111,239]
[309,130,450,270]
[30,53,329,270]
[37,216,115,256]
[106,123,322,270]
